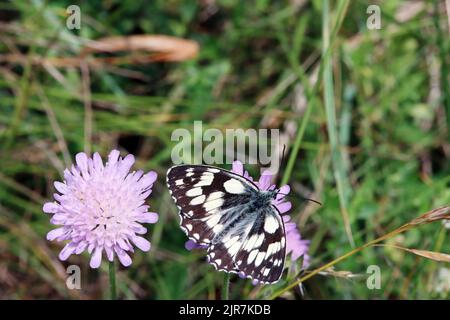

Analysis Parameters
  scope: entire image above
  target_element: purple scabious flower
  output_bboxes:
[283,216,311,268]
[43,150,158,268]
[186,161,310,270]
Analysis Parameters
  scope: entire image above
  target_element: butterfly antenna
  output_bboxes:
[277,144,322,206]
[276,192,322,206]
[301,197,322,206]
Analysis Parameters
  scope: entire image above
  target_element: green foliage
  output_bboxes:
[0,0,449,299]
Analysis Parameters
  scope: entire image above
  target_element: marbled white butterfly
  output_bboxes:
[166,165,286,284]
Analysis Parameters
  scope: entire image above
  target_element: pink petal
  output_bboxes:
[118,154,135,175]
[50,214,65,225]
[92,152,104,171]
[53,193,63,202]
[43,202,58,213]
[59,243,76,261]
[134,225,147,235]
[133,170,144,182]
[107,150,120,166]
[303,254,311,268]
[133,236,151,252]
[46,228,65,241]
[243,171,253,181]
[285,221,310,263]
[185,240,200,250]
[63,169,74,183]
[140,171,157,188]
[258,171,273,190]
[89,247,103,268]
[75,242,87,254]
[105,246,114,261]
[54,181,68,194]
[232,161,244,175]
[117,238,130,250]
[279,184,290,193]
[75,152,88,172]
[291,249,302,261]
[115,248,132,267]
[284,221,297,232]
[184,240,206,251]
[137,212,158,224]
[140,189,152,199]
[275,201,292,214]
[276,185,290,200]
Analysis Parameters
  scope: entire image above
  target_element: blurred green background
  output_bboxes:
[0,0,449,299]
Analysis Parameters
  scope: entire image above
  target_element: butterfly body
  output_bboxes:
[247,190,277,210]
[166,164,286,284]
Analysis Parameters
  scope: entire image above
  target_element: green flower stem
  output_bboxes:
[109,260,117,300]
[222,273,230,300]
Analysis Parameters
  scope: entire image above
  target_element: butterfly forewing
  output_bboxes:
[167,165,254,244]
[166,164,286,284]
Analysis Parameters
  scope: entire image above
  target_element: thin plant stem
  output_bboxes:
[222,273,230,300]
[81,62,93,156]
[269,225,411,299]
[322,0,354,247]
[3,46,34,151]
[109,260,117,300]
[281,100,315,186]
[280,0,350,186]
[434,0,450,142]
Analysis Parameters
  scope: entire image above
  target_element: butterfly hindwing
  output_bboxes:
[206,201,258,273]
[166,164,286,284]
[234,207,286,283]
[206,205,286,283]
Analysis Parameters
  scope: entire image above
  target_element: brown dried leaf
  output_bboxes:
[0,34,199,68]
[81,35,199,62]
[408,206,450,226]
[405,249,450,262]
[318,267,362,279]
[376,244,450,263]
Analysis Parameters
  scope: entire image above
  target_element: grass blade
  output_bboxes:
[322,0,354,247]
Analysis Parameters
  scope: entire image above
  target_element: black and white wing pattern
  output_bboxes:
[166,164,286,284]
